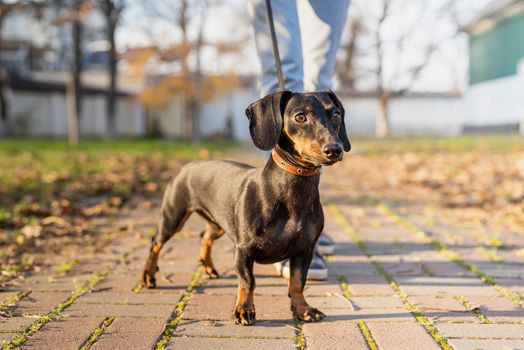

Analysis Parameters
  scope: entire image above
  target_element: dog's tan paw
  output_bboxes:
[141,270,157,289]
[293,306,326,322]
[233,305,256,326]
[204,266,220,279]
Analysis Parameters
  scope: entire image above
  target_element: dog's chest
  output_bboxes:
[254,208,322,263]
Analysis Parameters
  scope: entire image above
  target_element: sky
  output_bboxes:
[117,0,493,93]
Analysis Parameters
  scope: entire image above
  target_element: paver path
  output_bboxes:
[1,157,524,350]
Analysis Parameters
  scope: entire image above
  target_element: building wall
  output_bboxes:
[464,60,524,130]
[341,96,463,137]
[9,91,145,137]
[470,11,524,85]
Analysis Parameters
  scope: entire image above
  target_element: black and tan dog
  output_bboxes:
[141,90,350,325]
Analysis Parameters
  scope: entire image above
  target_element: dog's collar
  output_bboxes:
[271,149,321,176]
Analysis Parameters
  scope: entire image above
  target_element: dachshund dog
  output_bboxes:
[141,90,350,325]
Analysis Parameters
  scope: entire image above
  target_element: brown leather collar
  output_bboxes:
[271,149,321,176]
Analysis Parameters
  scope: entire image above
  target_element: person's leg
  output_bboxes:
[248,0,304,95]
[298,0,350,92]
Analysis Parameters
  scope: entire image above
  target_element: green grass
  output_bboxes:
[0,138,238,155]
[78,316,116,350]
[352,135,524,155]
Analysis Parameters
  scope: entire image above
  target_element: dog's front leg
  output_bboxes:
[233,248,256,326]
[289,252,326,322]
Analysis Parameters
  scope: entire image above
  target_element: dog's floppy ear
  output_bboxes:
[245,91,292,151]
[327,90,351,152]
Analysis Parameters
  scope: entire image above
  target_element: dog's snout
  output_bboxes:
[323,144,343,160]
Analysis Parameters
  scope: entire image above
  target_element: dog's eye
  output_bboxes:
[332,112,341,123]
[295,113,307,123]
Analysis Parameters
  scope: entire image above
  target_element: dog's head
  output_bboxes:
[245,91,350,166]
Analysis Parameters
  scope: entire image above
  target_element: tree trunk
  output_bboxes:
[72,2,83,125]
[66,73,79,146]
[0,13,10,137]
[376,94,390,138]
[106,17,117,138]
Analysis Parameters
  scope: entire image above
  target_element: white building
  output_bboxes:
[464,0,524,134]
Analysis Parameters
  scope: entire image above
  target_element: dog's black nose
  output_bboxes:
[323,144,343,159]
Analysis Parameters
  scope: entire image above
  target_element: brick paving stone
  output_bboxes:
[366,322,441,350]
[329,261,380,276]
[65,303,174,318]
[13,291,72,315]
[0,333,16,345]
[94,274,143,293]
[345,275,395,296]
[381,262,427,276]
[0,291,18,304]
[348,296,403,309]
[91,317,167,350]
[0,317,34,332]
[22,316,105,350]
[182,294,292,322]
[420,260,474,278]
[303,276,345,296]
[78,291,181,305]
[302,320,368,350]
[167,336,294,350]
[475,262,524,279]
[447,338,524,350]
[435,323,524,339]
[307,296,354,309]
[175,319,294,339]
[322,307,414,322]
[465,296,524,323]
[395,277,498,296]
[495,278,524,295]
[198,275,288,296]
[20,274,92,292]
[410,295,479,323]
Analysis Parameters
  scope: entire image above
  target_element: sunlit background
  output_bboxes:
[2,0,523,141]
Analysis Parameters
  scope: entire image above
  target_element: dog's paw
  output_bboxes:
[204,266,220,279]
[233,305,256,326]
[293,306,326,322]
[141,271,157,289]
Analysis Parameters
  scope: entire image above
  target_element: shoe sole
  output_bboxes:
[316,245,335,255]
[282,266,328,281]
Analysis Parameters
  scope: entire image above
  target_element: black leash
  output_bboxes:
[265,0,286,92]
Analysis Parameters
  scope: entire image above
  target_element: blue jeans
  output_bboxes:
[248,0,350,95]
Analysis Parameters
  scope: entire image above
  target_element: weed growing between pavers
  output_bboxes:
[378,204,524,307]
[54,259,78,276]
[293,322,306,350]
[338,275,352,298]
[155,267,203,350]
[357,321,379,350]
[78,316,116,350]
[455,296,491,324]
[2,234,149,349]
[3,270,110,350]
[328,202,453,350]
[0,290,31,317]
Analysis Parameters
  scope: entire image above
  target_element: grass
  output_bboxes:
[358,321,379,350]
[0,290,31,317]
[78,316,116,350]
[54,259,78,276]
[0,138,238,155]
[455,296,491,324]
[352,135,524,155]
